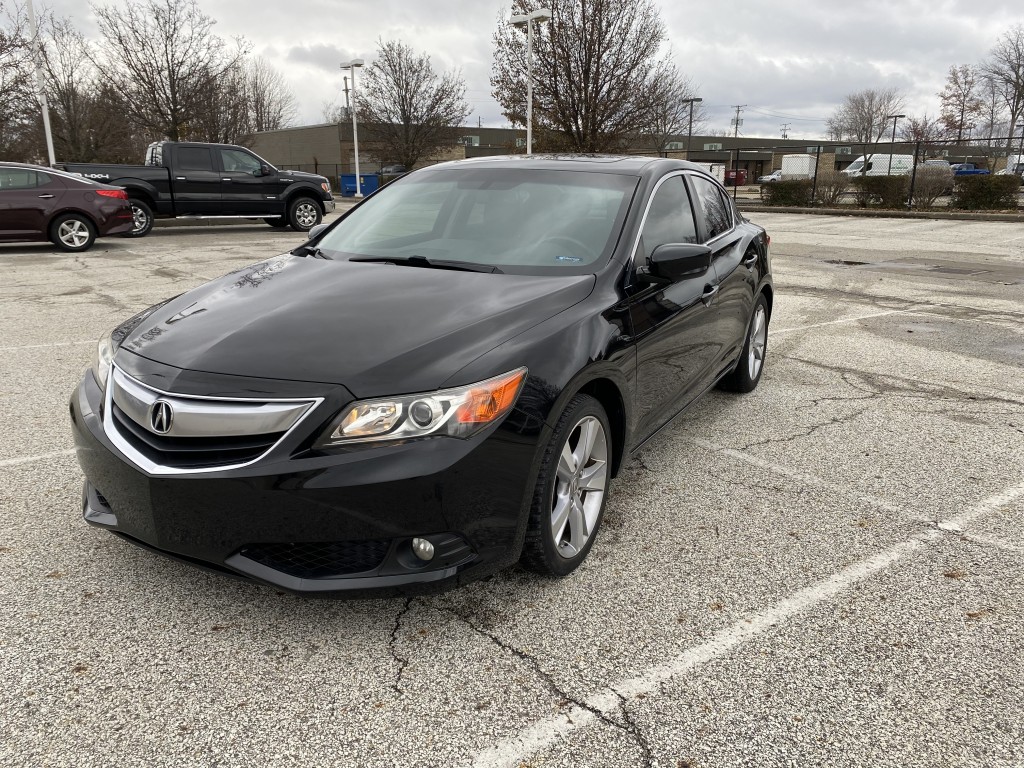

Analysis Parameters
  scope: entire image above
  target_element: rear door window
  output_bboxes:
[178,148,215,171]
[0,169,42,190]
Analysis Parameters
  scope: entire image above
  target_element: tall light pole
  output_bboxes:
[1016,124,1024,171]
[510,8,551,155]
[886,113,905,175]
[340,59,365,197]
[682,97,702,160]
[26,0,55,166]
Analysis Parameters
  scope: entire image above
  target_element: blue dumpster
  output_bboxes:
[339,174,379,197]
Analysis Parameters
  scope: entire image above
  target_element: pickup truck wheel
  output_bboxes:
[123,199,153,238]
[263,217,288,228]
[50,213,96,252]
[288,197,322,231]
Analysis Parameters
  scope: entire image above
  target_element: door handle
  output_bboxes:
[701,284,720,306]
[37,194,55,199]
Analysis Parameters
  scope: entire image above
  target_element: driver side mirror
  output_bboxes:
[642,243,712,283]
[307,223,328,241]
[259,164,271,177]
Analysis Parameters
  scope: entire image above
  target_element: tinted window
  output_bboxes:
[690,176,732,240]
[177,148,214,171]
[637,176,698,263]
[317,168,638,275]
[219,149,261,174]
[0,169,41,190]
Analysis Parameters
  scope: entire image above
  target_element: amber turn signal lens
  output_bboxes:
[455,369,527,424]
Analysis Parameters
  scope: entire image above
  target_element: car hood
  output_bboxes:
[118,255,595,396]
[279,169,328,185]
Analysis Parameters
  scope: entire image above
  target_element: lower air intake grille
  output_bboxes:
[238,540,391,579]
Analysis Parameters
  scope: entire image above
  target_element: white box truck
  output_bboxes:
[780,154,816,179]
[842,154,914,176]
[690,162,726,183]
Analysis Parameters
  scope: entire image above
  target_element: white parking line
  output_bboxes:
[467,479,1024,768]
[772,306,932,335]
[694,439,910,517]
[0,449,76,469]
[0,340,94,351]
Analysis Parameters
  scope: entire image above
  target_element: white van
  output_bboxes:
[842,154,915,177]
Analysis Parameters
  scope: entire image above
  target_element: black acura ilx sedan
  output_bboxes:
[70,155,773,595]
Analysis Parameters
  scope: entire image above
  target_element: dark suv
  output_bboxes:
[0,162,133,251]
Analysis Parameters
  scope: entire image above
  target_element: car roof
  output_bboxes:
[0,161,52,170]
[426,154,714,179]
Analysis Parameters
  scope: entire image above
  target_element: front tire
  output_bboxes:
[123,199,153,238]
[719,293,769,393]
[521,394,612,577]
[50,213,96,252]
[287,197,322,232]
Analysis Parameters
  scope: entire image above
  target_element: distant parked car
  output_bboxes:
[950,163,990,176]
[380,164,408,177]
[0,162,133,252]
[757,170,782,183]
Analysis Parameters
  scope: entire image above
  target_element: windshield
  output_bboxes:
[317,167,639,275]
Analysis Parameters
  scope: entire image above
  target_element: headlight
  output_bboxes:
[321,182,331,193]
[315,367,527,447]
[93,333,115,391]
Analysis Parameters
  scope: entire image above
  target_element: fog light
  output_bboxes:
[411,537,435,562]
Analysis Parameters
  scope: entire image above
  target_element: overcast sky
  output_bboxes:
[44,0,1023,139]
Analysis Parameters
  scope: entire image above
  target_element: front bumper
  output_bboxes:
[323,197,336,213]
[70,364,544,595]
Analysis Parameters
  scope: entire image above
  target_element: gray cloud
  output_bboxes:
[37,0,1024,138]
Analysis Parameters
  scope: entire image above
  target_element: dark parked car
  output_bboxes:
[71,156,773,595]
[60,141,335,236]
[0,162,133,251]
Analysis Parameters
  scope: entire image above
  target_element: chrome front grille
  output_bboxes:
[103,366,322,474]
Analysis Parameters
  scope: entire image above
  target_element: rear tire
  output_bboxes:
[521,394,612,577]
[719,293,769,393]
[287,197,321,232]
[50,213,96,252]
[123,199,153,238]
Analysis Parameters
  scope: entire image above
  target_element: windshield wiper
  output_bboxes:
[349,255,503,274]
[293,244,331,259]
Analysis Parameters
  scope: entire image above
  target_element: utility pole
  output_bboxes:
[26,0,55,166]
[780,123,790,139]
[731,105,746,138]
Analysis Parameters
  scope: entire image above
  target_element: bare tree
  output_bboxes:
[643,65,705,154]
[981,25,1024,153]
[938,65,983,143]
[91,0,249,141]
[825,88,906,144]
[898,113,948,145]
[0,1,38,160]
[976,73,1009,142]
[358,38,469,168]
[492,0,674,152]
[247,56,296,133]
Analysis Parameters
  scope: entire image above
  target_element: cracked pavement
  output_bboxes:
[1,212,1023,767]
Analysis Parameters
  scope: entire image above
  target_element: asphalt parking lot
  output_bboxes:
[2,210,1023,767]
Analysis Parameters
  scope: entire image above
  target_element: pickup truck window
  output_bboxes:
[219,149,262,174]
[179,147,214,171]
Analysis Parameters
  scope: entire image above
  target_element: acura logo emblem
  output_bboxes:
[150,400,174,434]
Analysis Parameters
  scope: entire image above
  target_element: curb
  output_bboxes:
[737,204,1024,222]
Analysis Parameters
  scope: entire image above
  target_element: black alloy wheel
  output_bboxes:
[521,394,611,576]
[123,199,154,238]
[288,197,322,232]
[50,213,97,252]
[719,293,769,393]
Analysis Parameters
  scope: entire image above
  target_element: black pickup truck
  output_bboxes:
[60,142,335,236]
